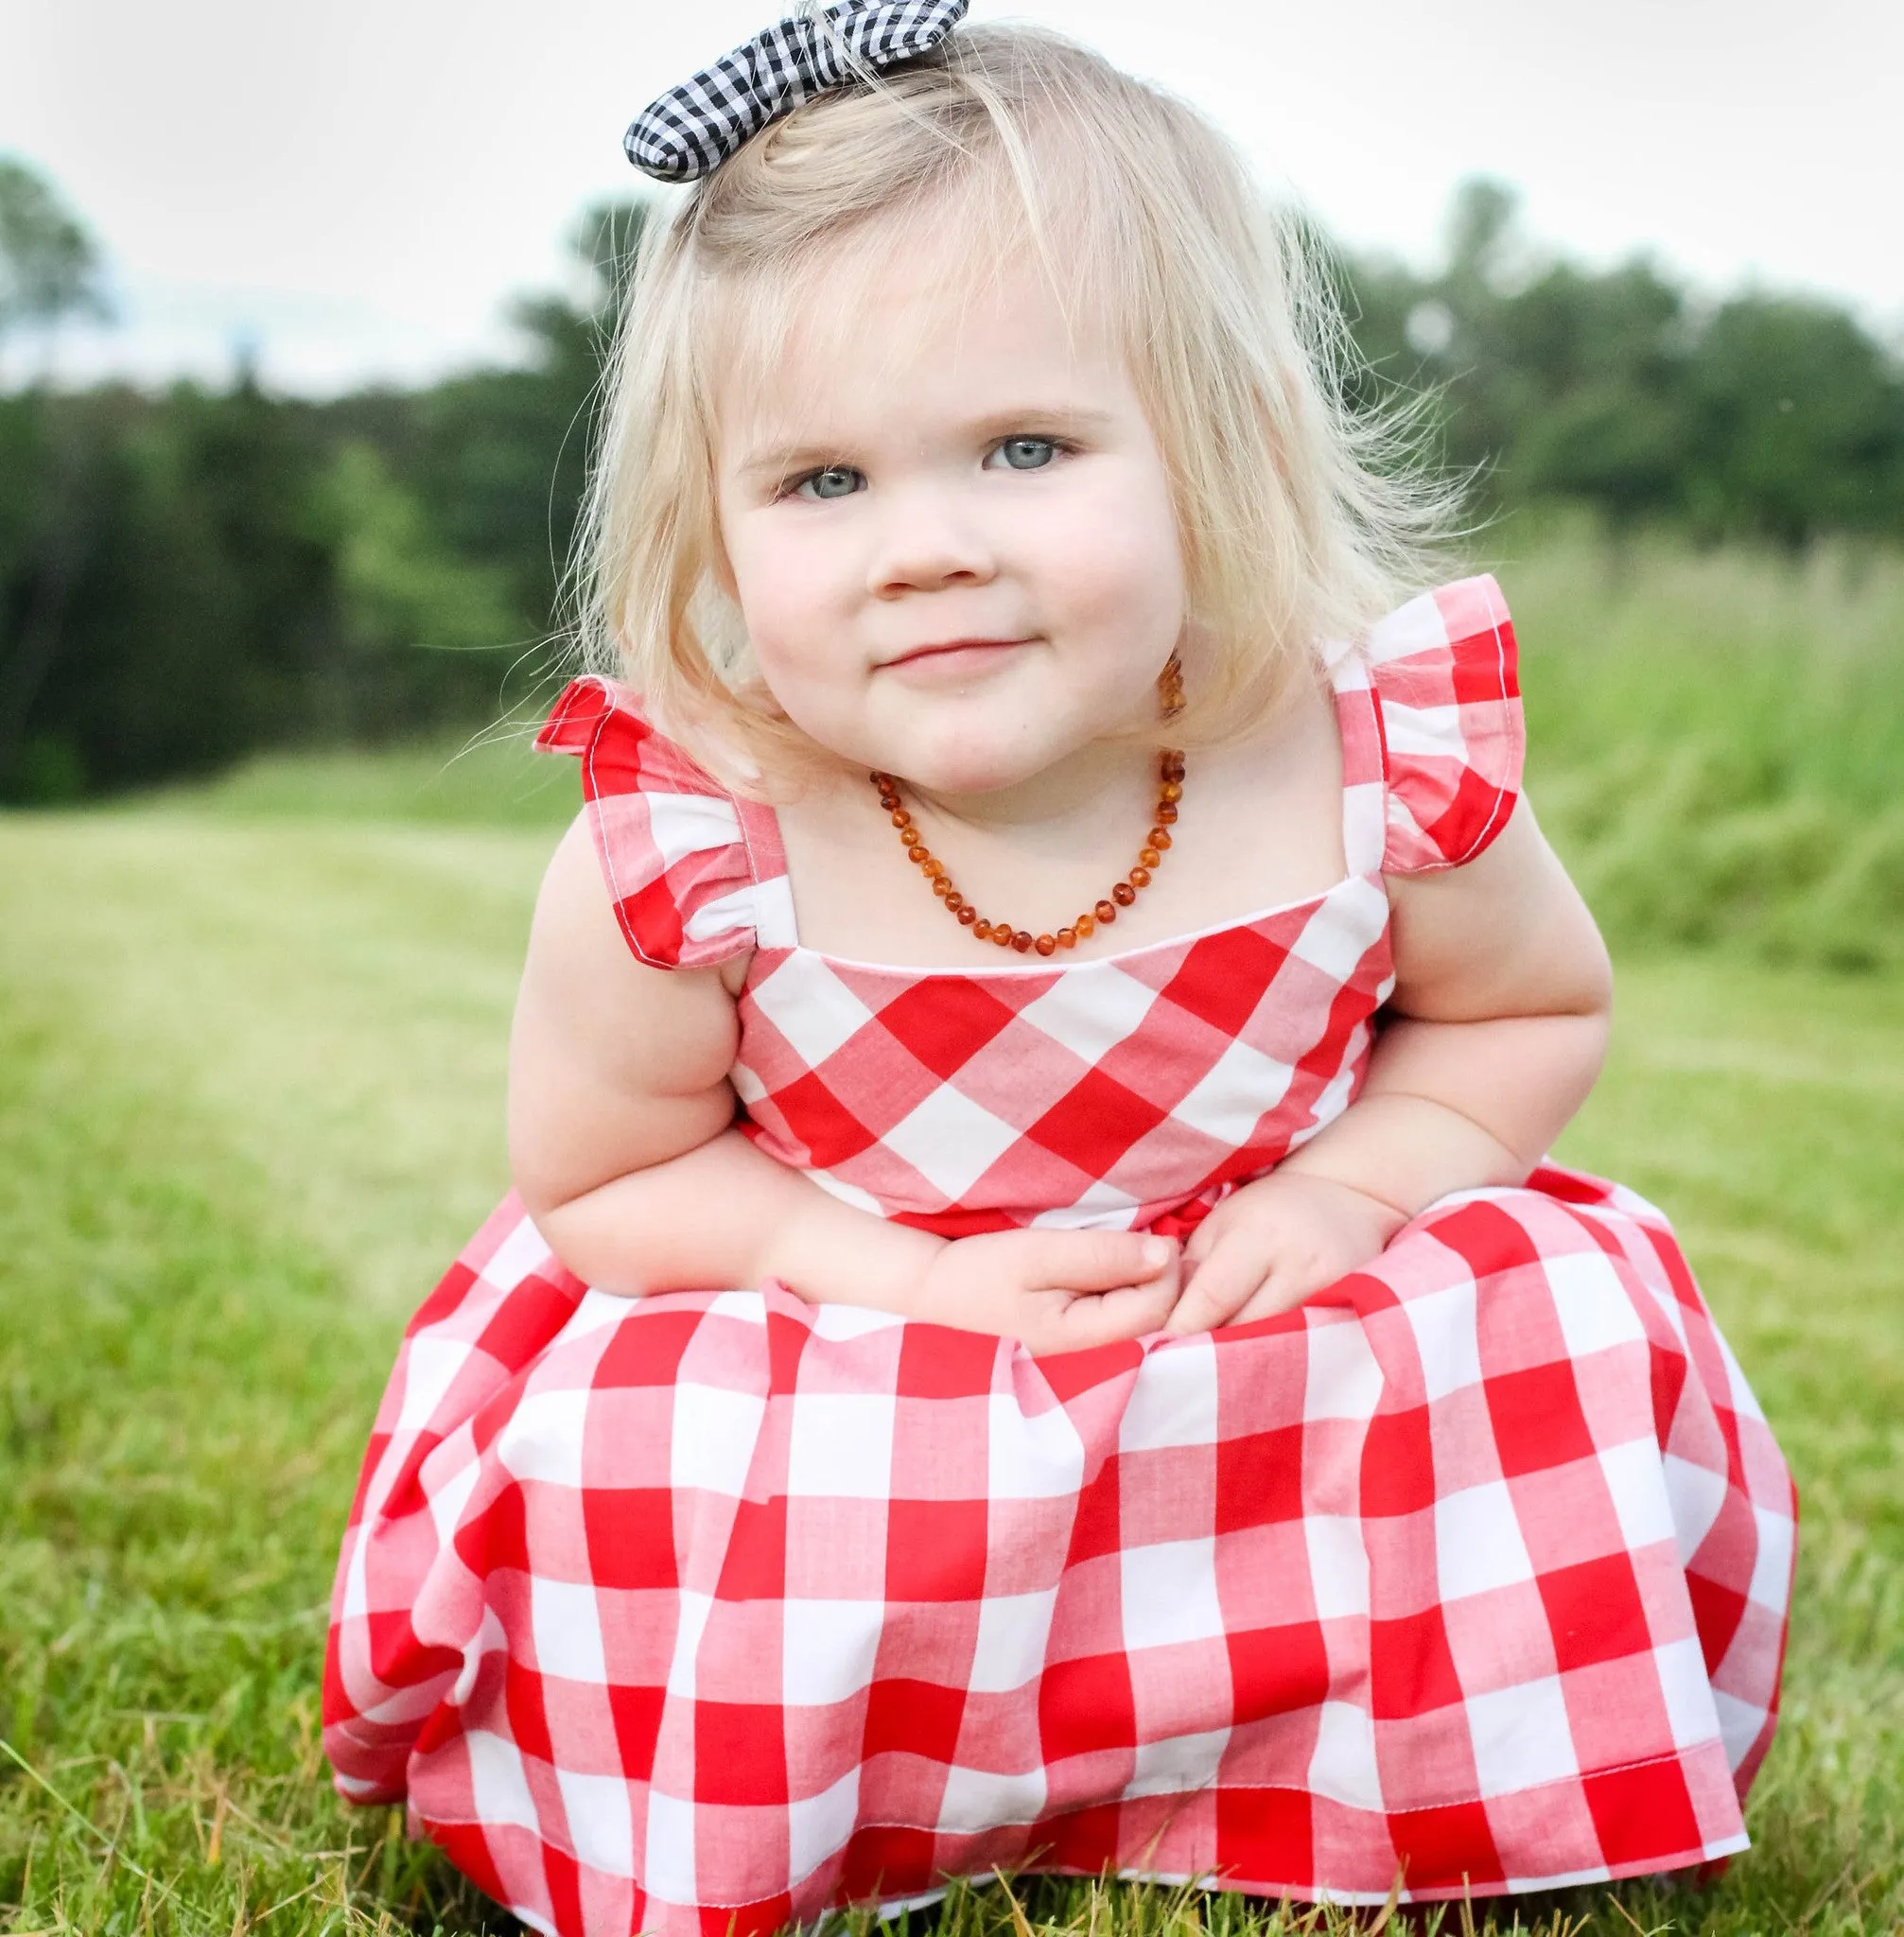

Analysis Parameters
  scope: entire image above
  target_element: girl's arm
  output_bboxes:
[510,817,1179,1344]
[1165,800,1612,1331]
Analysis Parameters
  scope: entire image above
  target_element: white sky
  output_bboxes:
[4,0,1901,393]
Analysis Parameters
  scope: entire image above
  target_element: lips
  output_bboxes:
[882,637,1031,669]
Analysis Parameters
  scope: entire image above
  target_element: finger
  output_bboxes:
[1055,1276,1179,1349]
[1181,1217,1222,1266]
[1028,1229,1177,1294]
[1162,1240,1270,1335]
[1230,1267,1319,1327]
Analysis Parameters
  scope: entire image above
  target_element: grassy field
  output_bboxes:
[3,535,1902,1933]
[1502,527,1904,974]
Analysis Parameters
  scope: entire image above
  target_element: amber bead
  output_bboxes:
[868,746,1186,951]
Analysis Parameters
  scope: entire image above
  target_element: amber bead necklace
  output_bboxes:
[869,654,1186,957]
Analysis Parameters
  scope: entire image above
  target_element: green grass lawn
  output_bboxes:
[2,790,1901,1934]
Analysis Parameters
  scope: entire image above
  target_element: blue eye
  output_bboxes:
[993,437,1057,471]
[795,465,864,500]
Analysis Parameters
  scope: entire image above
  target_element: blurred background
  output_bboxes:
[3,0,1902,968]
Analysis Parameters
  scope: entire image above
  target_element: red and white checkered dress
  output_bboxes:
[324,577,1793,1937]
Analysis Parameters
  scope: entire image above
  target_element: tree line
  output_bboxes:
[2,166,1900,802]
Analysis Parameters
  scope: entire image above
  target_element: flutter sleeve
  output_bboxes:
[1364,573,1527,874]
[535,677,795,968]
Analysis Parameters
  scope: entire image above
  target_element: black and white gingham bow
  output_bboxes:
[625,0,969,181]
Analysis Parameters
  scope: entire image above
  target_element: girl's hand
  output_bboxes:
[911,1228,1182,1355]
[1162,1173,1405,1335]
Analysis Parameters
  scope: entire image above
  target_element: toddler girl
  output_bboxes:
[324,9,1793,1931]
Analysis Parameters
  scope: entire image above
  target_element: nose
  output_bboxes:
[865,481,998,599]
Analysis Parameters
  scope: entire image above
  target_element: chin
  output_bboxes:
[890,740,1053,797]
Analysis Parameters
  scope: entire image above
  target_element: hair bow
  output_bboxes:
[625,0,969,182]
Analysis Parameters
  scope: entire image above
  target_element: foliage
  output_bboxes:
[2,798,1900,1933]
[0,155,110,348]
[1500,520,1904,972]
[1340,180,1904,547]
[3,166,1903,811]
[0,202,644,806]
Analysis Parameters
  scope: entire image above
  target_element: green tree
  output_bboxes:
[0,154,111,354]
[304,440,519,737]
[397,198,647,640]
[1334,179,1904,543]
[0,159,115,796]
[1686,297,1904,546]
[15,381,332,793]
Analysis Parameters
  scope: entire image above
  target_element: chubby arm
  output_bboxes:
[1167,800,1611,1331]
[510,815,939,1302]
[510,816,1179,1344]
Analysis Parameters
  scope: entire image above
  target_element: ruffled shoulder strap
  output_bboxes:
[1363,574,1525,874]
[535,678,795,968]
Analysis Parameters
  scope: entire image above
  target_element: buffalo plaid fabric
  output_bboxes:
[324,580,1793,1934]
[625,0,969,182]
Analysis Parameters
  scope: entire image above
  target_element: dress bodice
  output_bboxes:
[536,577,1523,1238]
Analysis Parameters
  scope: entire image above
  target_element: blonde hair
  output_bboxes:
[576,22,1457,789]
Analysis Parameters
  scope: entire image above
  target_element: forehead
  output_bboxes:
[707,208,1134,458]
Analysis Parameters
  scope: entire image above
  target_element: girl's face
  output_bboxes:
[714,241,1187,802]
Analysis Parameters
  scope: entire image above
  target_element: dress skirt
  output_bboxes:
[323,1165,1793,1937]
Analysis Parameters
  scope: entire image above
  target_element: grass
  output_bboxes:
[1496,522,1904,972]
[3,532,1903,1932]
[156,727,576,834]
[3,810,1902,1934]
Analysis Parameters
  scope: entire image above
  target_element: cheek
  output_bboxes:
[725,538,868,753]
[1038,469,1185,637]
[727,526,848,671]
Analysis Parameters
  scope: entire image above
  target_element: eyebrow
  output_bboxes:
[731,404,1122,485]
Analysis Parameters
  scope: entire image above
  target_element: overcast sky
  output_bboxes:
[5,0,1900,393]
